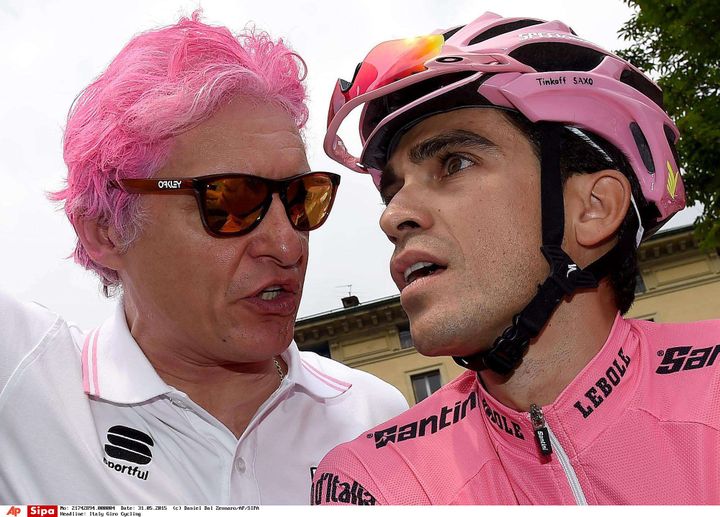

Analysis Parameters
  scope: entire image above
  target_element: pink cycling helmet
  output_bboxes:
[325,11,685,236]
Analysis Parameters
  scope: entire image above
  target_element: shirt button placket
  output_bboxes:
[234,456,246,474]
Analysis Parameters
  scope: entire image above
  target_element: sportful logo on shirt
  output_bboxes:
[102,425,154,481]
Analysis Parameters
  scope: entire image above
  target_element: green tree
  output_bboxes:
[618,0,720,247]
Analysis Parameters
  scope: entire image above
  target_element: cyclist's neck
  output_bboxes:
[479,284,618,411]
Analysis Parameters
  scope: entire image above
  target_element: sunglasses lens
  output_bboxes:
[200,173,337,236]
[203,176,269,235]
[344,35,444,101]
[286,173,337,231]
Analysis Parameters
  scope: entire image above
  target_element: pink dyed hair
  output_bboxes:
[51,11,308,291]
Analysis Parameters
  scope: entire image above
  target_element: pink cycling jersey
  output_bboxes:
[312,314,720,504]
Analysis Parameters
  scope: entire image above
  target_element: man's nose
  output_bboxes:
[379,183,433,245]
[247,194,306,267]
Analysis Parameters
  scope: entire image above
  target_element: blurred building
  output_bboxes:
[294,225,720,405]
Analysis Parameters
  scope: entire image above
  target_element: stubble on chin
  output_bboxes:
[408,307,480,357]
[410,296,522,359]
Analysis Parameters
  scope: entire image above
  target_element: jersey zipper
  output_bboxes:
[529,404,588,505]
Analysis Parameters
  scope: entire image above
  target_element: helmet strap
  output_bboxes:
[454,123,636,375]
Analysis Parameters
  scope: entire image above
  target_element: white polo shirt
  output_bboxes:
[0,290,408,504]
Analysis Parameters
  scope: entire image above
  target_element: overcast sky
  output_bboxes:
[0,0,700,329]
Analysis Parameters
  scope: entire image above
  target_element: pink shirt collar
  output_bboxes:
[475,313,641,455]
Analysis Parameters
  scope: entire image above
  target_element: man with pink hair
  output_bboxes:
[0,13,406,504]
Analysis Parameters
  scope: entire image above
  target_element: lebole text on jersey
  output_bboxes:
[573,347,631,419]
[481,397,524,440]
[369,391,478,449]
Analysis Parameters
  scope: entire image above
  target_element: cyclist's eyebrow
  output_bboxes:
[408,129,499,164]
[379,130,498,198]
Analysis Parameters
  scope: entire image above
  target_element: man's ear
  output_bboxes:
[565,169,631,249]
[74,217,125,271]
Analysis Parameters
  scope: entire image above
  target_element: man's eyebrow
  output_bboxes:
[408,129,499,164]
[379,130,498,195]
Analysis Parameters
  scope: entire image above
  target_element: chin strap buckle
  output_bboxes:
[453,314,531,375]
[541,245,598,294]
[482,314,532,375]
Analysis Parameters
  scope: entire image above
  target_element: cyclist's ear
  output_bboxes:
[562,169,631,264]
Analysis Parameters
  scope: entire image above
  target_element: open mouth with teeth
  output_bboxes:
[259,286,285,301]
[404,261,446,286]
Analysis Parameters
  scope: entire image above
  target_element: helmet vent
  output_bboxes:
[630,122,655,173]
[442,25,465,41]
[509,42,605,72]
[362,71,475,140]
[467,19,543,45]
[620,69,664,108]
[363,75,492,169]
[663,124,681,169]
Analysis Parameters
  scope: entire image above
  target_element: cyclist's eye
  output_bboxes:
[443,154,476,176]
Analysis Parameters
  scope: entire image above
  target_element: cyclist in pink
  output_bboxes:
[312,12,720,504]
